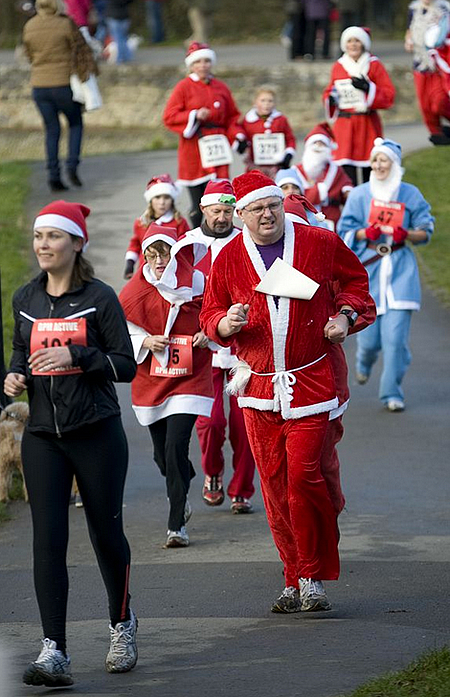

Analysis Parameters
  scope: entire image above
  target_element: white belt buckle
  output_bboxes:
[376,242,392,256]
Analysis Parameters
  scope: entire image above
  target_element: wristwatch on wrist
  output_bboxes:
[339,308,358,328]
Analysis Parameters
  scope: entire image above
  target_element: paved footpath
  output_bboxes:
[1,120,450,697]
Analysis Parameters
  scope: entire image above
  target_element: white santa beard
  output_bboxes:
[302,148,331,180]
[369,162,404,202]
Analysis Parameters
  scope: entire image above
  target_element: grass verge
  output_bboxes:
[338,646,450,697]
[403,147,450,306]
[0,160,31,517]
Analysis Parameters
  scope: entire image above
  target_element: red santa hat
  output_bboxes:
[33,200,90,249]
[233,170,283,211]
[185,41,216,69]
[304,122,337,150]
[141,223,178,254]
[144,174,178,204]
[283,194,325,224]
[200,179,236,207]
[340,26,371,53]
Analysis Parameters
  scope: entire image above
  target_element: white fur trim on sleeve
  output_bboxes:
[183,109,200,139]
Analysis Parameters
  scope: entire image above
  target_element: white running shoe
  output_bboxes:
[23,638,73,687]
[386,399,405,412]
[271,586,302,613]
[299,578,332,611]
[105,609,138,673]
[166,526,190,548]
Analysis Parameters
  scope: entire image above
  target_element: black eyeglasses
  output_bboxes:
[243,200,283,216]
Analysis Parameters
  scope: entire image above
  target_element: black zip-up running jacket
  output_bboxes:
[8,273,136,434]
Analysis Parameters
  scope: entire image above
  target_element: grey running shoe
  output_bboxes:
[356,372,369,385]
[386,399,405,412]
[299,578,332,612]
[271,586,302,613]
[230,496,253,514]
[165,526,190,548]
[23,638,73,687]
[105,609,138,673]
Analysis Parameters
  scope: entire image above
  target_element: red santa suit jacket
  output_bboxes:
[125,212,190,265]
[242,108,296,174]
[323,55,395,166]
[163,73,243,186]
[200,219,371,420]
[295,163,353,229]
[119,264,213,426]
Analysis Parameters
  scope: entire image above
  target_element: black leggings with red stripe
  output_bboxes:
[22,416,131,653]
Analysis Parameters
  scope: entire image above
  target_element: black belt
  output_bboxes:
[363,242,405,267]
[337,110,376,118]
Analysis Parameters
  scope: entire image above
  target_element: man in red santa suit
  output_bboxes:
[295,123,353,231]
[200,171,372,613]
[184,179,256,513]
[283,193,376,515]
[163,41,245,229]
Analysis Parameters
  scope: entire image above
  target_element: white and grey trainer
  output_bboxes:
[271,586,302,613]
[165,526,190,548]
[22,638,73,687]
[105,609,138,673]
[299,578,332,612]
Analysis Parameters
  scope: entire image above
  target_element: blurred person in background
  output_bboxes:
[143,0,165,43]
[105,0,134,63]
[22,0,97,191]
[303,0,332,60]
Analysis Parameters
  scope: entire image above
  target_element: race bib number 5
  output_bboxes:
[30,317,87,375]
[369,199,405,233]
[150,335,193,378]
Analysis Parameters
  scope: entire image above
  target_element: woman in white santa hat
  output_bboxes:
[163,41,245,229]
[123,173,190,279]
[338,138,434,412]
[323,26,395,187]
[4,200,138,686]
[119,223,214,548]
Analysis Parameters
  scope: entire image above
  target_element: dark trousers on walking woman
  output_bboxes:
[148,413,197,531]
[33,85,83,186]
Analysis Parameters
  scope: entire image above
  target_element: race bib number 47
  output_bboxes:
[198,134,233,168]
[253,133,286,165]
[30,317,87,375]
[150,335,193,378]
[369,199,405,233]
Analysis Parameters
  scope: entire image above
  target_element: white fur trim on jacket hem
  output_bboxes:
[329,398,349,420]
[133,394,213,426]
[238,395,339,420]
[125,250,139,262]
[177,174,215,187]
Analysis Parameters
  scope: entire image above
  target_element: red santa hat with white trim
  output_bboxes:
[141,222,178,254]
[185,41,216,69]
[304,122,337,150]
[144,174,178,204]
[200,179,236,207]
[340,26,371,53]
[284,193,325,225]
[233,170,283,211]
[33,200,90,249]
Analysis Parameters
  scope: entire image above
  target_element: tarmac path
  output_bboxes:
[0,119,449,697]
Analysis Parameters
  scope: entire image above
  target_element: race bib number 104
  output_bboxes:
[30,317,87,375]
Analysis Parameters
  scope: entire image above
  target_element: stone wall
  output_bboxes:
[0,61,420,142]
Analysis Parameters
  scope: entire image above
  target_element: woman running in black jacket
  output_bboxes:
[4,200,138,688]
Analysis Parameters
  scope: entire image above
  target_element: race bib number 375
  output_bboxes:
[30,317,87,375]
[150,335,193,378]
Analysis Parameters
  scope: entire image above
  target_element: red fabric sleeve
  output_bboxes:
[223,88,244,143]
[176,217,191,238]
[368,60,396,111]
[280,115,296,150]
[127,218,145,256]
[323,63,339,118]
[163,80,195,134]
[200,256,235,347]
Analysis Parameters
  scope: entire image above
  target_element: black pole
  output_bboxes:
[0,268,12,408]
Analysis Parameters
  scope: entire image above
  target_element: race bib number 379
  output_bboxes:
[30,317,87,375]
[150,335,193,378]
[253,133,286,165]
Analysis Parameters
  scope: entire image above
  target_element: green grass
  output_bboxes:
[403,148,450,306]
[0,161,31,517]
[338,646,450,697]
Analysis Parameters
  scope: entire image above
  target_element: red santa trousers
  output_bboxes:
[196,367,256,499]
[321,416,345,516]
[414,70,450,134]
[242,408,340,587]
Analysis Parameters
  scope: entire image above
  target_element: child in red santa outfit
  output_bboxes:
[123,174,190,279]
[119,224,213,548]
[163,41,245,229]
[183,179,256,514]
[294,122,353,231]
[323,26,395,186]
[200,170,372,613]
[240,85,297,179]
